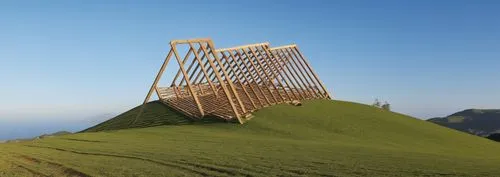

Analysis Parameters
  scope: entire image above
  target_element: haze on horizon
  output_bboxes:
[1,0,499,140]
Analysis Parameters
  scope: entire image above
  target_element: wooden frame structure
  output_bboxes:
[136,38,331,124]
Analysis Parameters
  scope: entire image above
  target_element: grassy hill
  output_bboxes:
[1,100,500,176]
[428,109,500,136]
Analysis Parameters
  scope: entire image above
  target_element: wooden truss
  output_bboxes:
[137,38,331,124]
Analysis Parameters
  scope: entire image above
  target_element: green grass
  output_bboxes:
[1,100,500,176]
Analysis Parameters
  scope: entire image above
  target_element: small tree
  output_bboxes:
[382,102,391,111]
[372,99,381,108]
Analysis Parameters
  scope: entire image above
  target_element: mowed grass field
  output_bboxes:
[1,100,500,177]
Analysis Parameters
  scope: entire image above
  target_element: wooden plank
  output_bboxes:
[188,42,219,97]
[220,52,258,109]
[179,48,205,86]
[247,47,286,103]
[141,48,173,104]
[172,44,205,117]
[170,38,212,45]
[277,48,316,99]
[233,49,272,105]
[293,46,332,99]
[255,49,284,82]
[286,47,323,98]
[154,86,162,100]
[241,47,280,104]
[227,52,261,84]
[225,51,260,83]
[208,40,247,116]
[215,42,270,52]
[226,50,265,108]
[257,45,297,101]
[269,44,297,51]
[270,50,307,100]
[199,42,243,122]
[192,49,214,84]
[171,48,194,86]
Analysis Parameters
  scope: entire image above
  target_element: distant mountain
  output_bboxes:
[428,109,500,137]
[487,133,500,142]
[5,131,72,143]
[39,131,72,138]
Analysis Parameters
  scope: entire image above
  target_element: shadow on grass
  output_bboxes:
[82,101,236,132]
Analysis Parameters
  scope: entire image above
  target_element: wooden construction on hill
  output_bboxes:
[136,38,331,124]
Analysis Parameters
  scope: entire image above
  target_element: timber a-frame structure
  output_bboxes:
[138,38,331,124]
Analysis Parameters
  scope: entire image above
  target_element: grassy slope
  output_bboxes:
[1,100,500,177]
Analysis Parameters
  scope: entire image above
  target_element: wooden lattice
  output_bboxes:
[136,38,331,124]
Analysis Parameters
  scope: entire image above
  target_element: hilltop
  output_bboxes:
[428,109,500,136]
[1,100,499,176]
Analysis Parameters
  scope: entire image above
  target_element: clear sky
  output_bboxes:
[1,0,499,140]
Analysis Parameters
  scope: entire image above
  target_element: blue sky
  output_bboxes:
[1,0,499,140]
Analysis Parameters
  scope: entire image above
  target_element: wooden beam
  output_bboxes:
[215,42,270,52]
[286,47,323,98]
[254,49,284,81]
[241,48,280,104]
[247,47,287,103]
[220,52,257,110]
[293,46,332,99]
[171,48,194,86]
[270,50,307,100]
[269,44,297,50]
[170,38,212,45]
[233,49,271,105]
[262,47,301,100]
[277,49,316,99]
[207,41,247,115]
[226,50,265,107]
[200,42,244,123]
[188,42,219,97]
[213,50,261,84]
[235,51,263,84]
[256,46,296,101]
[172,44,205,117]
[179,47,206,86]
[133,48,174,125]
